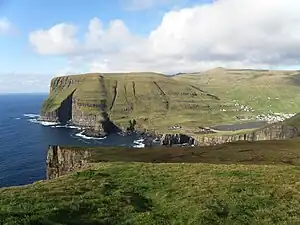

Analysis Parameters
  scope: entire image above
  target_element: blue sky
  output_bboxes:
[0,0,211,92]
[0,0,209,75]
[0,0,300,93]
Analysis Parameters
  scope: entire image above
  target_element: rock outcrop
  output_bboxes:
[159,133,196,146]
[194,122,300,146]
[41,75,119,135]
[46,145,92,179]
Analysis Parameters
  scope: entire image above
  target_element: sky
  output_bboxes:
[0,0,300,93]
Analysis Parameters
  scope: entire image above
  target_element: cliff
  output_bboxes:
[46,145,92,179]
[41,74,116,135]
[40,72,231,135]
[157,114,300,146]
[193,118,300,146]
[41,73,300,145]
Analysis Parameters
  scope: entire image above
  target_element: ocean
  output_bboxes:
[0,94,143,188]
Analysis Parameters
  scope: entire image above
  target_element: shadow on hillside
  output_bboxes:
[285,72,300,85]
[80,138,300,166]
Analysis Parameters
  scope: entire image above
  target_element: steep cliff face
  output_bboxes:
[46,145,92,179]
[40,72,228,136]
[41,74,114,133]
[40,93,73,123]
[194,123,300,146]
[40,76,79,122]
[71,97,97,128]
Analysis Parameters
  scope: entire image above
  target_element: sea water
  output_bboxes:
[0,94,144,187]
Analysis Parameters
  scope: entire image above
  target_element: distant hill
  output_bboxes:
[173,67,300,114]
[41,72,242,133]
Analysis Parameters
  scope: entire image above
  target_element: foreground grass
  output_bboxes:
[2,162,300,224]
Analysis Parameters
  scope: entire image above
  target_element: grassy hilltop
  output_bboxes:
[173,68,300,114]
[42,69,300,134]
[42,72,253,133]
[3,139,300,224]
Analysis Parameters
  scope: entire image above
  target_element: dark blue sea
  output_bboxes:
[0,94,143,188]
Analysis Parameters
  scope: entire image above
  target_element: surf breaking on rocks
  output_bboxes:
[24,113,145,147]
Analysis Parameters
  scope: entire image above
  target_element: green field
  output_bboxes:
[173,68,300,114]
[3,139,300,224]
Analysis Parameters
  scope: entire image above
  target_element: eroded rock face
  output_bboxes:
[132,122,300,147]
[40,110,59,122]
[160,134,197,146]
[41,75,115,134]
[194,123,300,146]
[46,145,92,179]
[71,97,98,128]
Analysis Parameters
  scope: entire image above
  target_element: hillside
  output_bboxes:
[173,68,300,119]
[3,140,300,224]
[41,72,248,134]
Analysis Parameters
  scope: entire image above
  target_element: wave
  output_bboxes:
[51,124,82,129]
[15,117,21,120]
[24,114,80,129]
[28,118,60,126]
[75,131,107,140]
[23,113,40,118]
[133,138,144,144]
[133,143,145,148]
[24,113,60,126]
[133,138,145,148]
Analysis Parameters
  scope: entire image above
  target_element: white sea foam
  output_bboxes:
[51,124,81,129]
[23,113,40,118]
[28,118,60,126]
[15,117,21,120]
[133,138,144,144]
[25,113,60,126]
[133,138,145,148]
[75,131,107,140]
[133,143,145,148]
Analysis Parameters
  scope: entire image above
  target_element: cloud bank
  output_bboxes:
[29,0,300,74]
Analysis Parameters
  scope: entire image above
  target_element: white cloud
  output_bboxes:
[84,17,143,54]
[0,18,12,34]
[29,23,79,55]
[29,0,300,74]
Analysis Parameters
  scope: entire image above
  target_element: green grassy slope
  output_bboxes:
[3,139,300,224]
[42,72,243,131]
[69,138,300,164]
[173,68,300,114]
